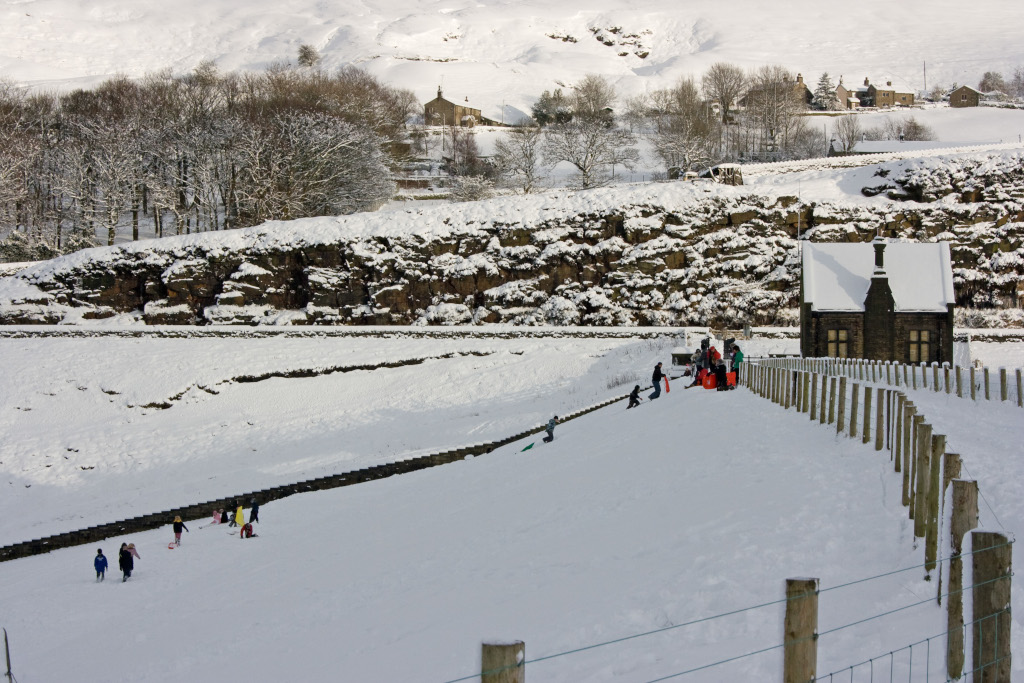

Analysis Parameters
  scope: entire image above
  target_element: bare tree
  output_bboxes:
[833,114,862,152]
[647,78,720,172]
[542,117,639,189]
[742,65,806,159]
[978,71,1007,93]
[702,62,747,123]
[297,44,321,68]
[493,125,545,193]
[570,74,617,123]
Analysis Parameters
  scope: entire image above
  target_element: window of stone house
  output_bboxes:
[961,93,968,101]
[827,329,849,358]
[909,330,931,363]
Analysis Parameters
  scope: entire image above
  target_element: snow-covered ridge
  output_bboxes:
[1,149,1023,328]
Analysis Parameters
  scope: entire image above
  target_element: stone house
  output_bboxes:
[950,85,982,108]
[424,87,482,127]
[866,78,916,107]
[800,238,955,364]
[836,76,870,108]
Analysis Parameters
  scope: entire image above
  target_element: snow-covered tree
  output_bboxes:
[978,71,1007,93]
[701,62,747,123]
[646,77,721,172]
[812,73,841,111]
[493,125,545,194]
[833,114,862,152]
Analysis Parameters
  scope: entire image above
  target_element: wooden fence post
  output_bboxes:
[984,367,991,401]
[933,363,940,392]
[837,377,848,434]
[810,374,818,422]
[802,372,810,413]
[947,479,978,680]
[482,641,525,683]
[875,389,885,451]
[913,421,932,535]
[862,387,872,445]
[972,531,1012,683]
[784,578,818,683]
[906,411,920,514]
[912,364,919,390]
[886,362,892,385]
[828,377,837,425]
[1017,369,1022,408]
[999,368,1007,402]
[957,365,963,398]
[903,363,909,387]
[849,383,860,438]
[925,434,945,576]
[970,366,977,401]
[894,393,905,471]
[945,364,952,394]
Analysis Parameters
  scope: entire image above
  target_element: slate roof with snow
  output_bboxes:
[802,241,954,312]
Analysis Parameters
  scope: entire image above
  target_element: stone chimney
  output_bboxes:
[864,234,895,360]
[864,77,870,87]
[437,86,443,99]
[796,73,804,84]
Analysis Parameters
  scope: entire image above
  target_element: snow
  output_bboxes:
[0,329,1022,681]
[803,241,955,313]
[3,0,1024,124]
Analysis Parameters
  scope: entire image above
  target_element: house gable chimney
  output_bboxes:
[864,234,896,360]
[437,86,443,99]
[864,77,870,87]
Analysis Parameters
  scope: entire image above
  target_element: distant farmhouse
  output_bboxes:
[424,87,499,127]
[950,85,983,108]
[739,73,813,109]
[800,239,955,364]
[836,77,915,109]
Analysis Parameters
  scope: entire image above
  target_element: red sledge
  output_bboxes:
[702,372,737,390]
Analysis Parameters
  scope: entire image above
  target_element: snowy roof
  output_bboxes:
[802,241,954,312]
[952,85,984,95]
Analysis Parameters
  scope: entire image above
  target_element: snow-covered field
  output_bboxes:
[0,329,1022,681]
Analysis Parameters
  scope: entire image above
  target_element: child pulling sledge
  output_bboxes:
[172,516,189,546]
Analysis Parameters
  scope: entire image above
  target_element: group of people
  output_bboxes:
[94,543,140,583]
[624,340,745,409]
[92,499,262,583]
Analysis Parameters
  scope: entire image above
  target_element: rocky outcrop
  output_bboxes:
[3,163,1024,327]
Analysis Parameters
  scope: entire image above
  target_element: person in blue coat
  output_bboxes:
[94,548,108,582]
[543,416,558,442]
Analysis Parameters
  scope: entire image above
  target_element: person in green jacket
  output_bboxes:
[731,345,744,388]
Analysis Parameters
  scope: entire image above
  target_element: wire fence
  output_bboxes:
[442,546,1013,683]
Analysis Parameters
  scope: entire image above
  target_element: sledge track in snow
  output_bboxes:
[0,385,657,562]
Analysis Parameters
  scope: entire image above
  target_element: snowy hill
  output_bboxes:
[3,0,1024,119]
[0,330,1022,681]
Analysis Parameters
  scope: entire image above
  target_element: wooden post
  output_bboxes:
[903,363,909,387]
[913,421,932,535]
[783,578,818,683]
[828,377,837,425]
[902,403,914,502]
[912,364,918,390]
[849,383,860,438]
[933,363,940,392]
[819,376,828,424]
[947,479,979,680]
[809,374,818,422]
[875,389,884,451]
[802,372,810,413]
[924,434,945,576]
[836,377,847,434]
[945,364,952,394]
[862,387,872,444]
[957,365,963,398]
[943,453,962,498]
[971,366,977,401]
[886,362,892,385]
[999,368,1007,402]
[894,393,905,471]
[1017,369,1022,408]
[984,367,990,401]
[972,531,1012,683]
[482,641,525,683]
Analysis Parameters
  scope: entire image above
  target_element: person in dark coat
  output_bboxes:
[249,499,260,524]
[172,516,189,546]
[118,543,134,582]
[649,362,664,399]
[543,416,558,443]
[714,358,729,391]
[627,385,642,409]
[228,501,239,527]
[94,548,108,582]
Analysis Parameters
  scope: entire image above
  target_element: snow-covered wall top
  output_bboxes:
[803,242,955,313]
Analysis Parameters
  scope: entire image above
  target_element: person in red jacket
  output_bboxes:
[240,522,257,539]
